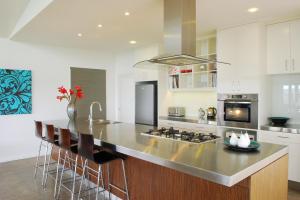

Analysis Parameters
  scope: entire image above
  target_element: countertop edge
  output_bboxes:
[96,138,288,187]
[227,146,289,187]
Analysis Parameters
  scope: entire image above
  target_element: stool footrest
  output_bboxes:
[109,183,127,194]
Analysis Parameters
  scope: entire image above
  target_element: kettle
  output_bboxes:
[207,107,217,119]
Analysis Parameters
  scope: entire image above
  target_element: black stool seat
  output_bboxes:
[93,151,119,164]
[70,145,78,154]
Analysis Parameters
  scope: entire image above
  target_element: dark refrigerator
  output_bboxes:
[135,81,158,126]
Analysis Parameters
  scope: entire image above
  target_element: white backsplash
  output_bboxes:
[271,74,300,124]
[167,91,217,117]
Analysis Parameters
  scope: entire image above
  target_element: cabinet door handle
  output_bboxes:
[278,136,289,139]
[292,59,295,71]
[285,59,289,71]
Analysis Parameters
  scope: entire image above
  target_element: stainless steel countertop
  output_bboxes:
[159,116,217,125]
[44,119,288,187]
[261,124,300,134]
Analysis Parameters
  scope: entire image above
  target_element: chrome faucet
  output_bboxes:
[89,101,102,122]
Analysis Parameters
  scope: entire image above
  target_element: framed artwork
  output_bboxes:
[0,68,32,115]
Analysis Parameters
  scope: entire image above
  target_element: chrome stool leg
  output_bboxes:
[56,151,67,199]
[107,160,130,200]
[34,140,43,178]
[54,148,62,198]
[77,160,105,200]
[71,155,79,200]
[121,160,130,200]
[41,142,49,186]
[107,163,111,200]
[78,159,87,200]
[43,144,53,190]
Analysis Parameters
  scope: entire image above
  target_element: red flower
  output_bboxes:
[76,90,84,99]
[75,85,82,91]
[69,89,74,95]
[58,86,67,94]
[56,96,63,101]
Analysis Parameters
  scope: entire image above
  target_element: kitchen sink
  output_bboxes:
[87,119,121,124]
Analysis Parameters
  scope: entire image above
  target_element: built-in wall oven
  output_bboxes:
[217,94,258,129]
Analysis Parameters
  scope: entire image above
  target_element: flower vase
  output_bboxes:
[67,103,77,121]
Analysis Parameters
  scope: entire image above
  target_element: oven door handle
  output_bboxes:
[224,101,252,104]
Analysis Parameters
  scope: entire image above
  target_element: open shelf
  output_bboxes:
[167,36,217,92]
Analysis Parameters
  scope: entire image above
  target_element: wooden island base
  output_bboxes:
[52,148,288,200]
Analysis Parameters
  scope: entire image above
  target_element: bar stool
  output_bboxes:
[43,124,60,189]
[77,133,129,200]
[56,128,81,200]
[33,121,50,185]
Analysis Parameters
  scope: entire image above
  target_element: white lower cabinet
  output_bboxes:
[258,130,300,182]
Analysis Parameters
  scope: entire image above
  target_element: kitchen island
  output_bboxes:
[44,119,288,200]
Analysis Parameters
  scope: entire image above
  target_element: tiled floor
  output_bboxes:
[0,157,299,200]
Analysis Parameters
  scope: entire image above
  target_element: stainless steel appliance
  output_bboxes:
[133,0,230,68]
[135,81,158,126]
[142,127,220,144]
[217,94,258,129]
[207,107,217,119]
[168,107,185,117]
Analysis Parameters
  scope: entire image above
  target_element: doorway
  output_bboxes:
[71,67,106,119]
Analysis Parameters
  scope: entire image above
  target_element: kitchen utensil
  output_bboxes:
[207,107,217,119]
[224,138,260,152]
[198,108,206,120]
[268,117,290,126]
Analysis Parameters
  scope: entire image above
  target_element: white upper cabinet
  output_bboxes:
[267,19,300,74]
[290,19,300,73]
[267,22,291,74]
[217,23,265,93]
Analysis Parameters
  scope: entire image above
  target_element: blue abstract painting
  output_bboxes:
[0,69,32,115]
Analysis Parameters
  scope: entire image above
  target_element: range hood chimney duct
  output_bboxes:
[134,0,230,67]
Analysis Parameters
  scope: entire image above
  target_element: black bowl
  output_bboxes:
[268,117,290,126]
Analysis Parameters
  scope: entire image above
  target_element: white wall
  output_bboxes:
[168,92,217,117]
[115,44,170,123]
[0,38,116,162]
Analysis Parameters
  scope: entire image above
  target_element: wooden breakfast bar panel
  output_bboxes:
[52,148,287,200]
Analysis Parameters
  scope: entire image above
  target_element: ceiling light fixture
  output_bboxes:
[124,11,130,16]
[248,7,259,13]
[77,33,83,37]
[129,40,137,44]
[97,24,103,28]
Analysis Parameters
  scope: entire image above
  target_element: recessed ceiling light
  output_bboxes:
[124,11,130,16]
[129,40,137,44]
[77,33,82,37]
[248,7,259,13]
[97,24,103,28]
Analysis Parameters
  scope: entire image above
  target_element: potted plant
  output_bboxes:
[56,85,84,120]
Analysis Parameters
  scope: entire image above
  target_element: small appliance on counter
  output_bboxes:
[207,107,217,120]
[198,108,206,120]
[168,107,185,117]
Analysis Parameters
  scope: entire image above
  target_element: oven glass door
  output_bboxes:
[224,101,251,123]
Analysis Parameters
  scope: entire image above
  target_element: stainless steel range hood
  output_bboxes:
[134,0,229,67]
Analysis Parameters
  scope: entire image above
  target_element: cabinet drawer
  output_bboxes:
[258,130,300,144]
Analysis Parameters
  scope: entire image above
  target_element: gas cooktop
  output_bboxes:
[141,127,220,144]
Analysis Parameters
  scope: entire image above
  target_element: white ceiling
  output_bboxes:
[197,0,300,35]
[4,0,300,51]
[0,0,30,37]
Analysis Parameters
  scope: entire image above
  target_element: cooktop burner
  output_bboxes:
[142,127,220,144]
